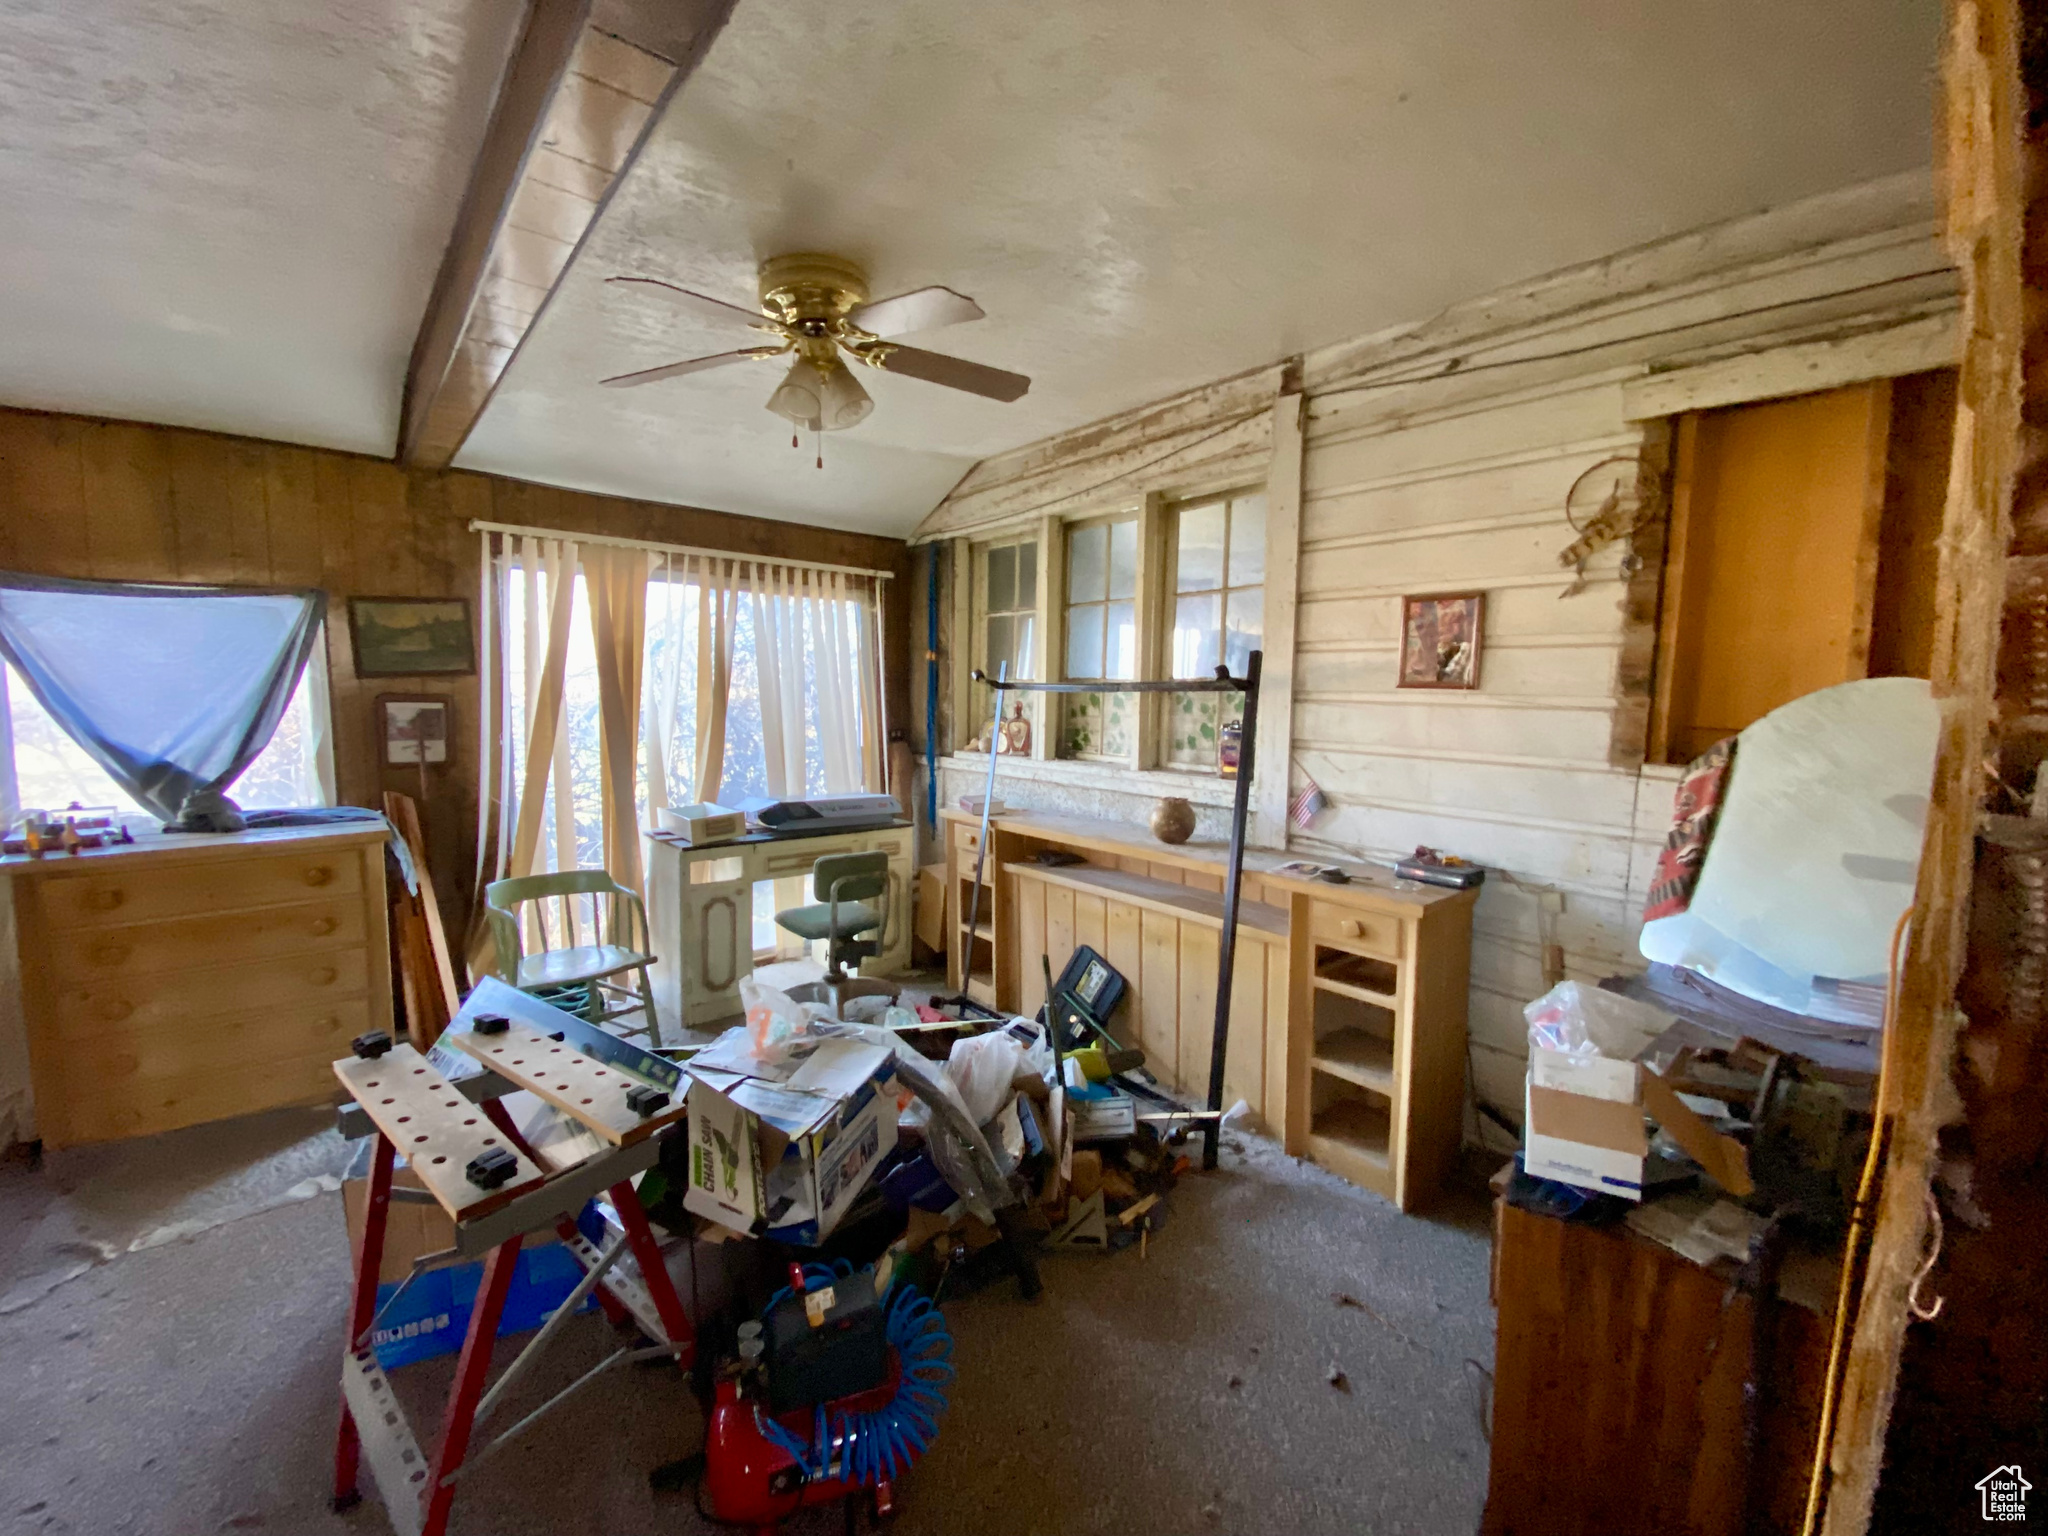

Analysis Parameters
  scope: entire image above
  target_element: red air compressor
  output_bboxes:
[699,1261,954,1533]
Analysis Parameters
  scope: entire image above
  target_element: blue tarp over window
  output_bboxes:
[0,572,323,824]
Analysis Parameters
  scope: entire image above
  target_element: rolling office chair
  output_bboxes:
[774,850,900,1019]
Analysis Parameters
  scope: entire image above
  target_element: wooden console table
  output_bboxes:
[939,808,1477,1210]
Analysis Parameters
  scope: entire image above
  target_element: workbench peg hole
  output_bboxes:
[432,1156,445,1165]
[380,1097,393,1105]
[413,1135,427,1144]
[412,1068,424,1075]
[396,1115,410,1123]
[463,1118,476,1125]
[581,1098,593,1105]
[482,1137,496,1145]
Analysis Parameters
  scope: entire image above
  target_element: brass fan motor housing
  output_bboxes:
[756,253,892,367]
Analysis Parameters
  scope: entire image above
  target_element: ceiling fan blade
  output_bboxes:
[600,349,766,388]
[847,285,986,338]
[606,275,766,329]
[875,343,1030,402]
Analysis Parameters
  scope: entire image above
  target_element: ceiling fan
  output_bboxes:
[601,253,1030,442]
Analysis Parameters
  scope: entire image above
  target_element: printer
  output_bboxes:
[736,794,903,835]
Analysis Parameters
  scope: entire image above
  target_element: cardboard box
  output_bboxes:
[1529,1046,1640,1105]
[681,1032,898,1245]
[341,1150,595,1368]
[1524,1078,1650,1200]
[914,863,948,955]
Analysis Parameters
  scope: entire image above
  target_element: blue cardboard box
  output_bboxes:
[343,1149,598,1369]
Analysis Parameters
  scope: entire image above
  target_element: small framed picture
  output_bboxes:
[379,695,451,767]
[348,597,475,677]
[1398,592,1485,690]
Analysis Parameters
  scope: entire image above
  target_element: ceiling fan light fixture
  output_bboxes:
[765,353,871,432]
[765,356,823,430]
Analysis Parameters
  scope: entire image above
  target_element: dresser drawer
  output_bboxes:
[43,1052,342,1146]
[1309,903,1404,960]
[39,847,366,928]
[47,898,367,978]
[51,998,371,1083]
[44,947,371,1042]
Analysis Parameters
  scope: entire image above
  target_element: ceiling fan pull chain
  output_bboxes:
[815,425,824,470]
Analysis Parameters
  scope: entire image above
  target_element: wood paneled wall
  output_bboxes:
[0,406,911,943]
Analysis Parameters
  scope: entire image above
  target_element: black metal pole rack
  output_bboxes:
[970,650,1262,1170]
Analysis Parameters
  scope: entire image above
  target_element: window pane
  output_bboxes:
[1107,520,1137,600]
[1012,613,1036,678]
[987,544,1016,614]
[1068,524,1107,604]
[1015,541,1037,609]
[986,614,1013,680]
[1224,586,1264,674]
[1066,604,1104,678]
[1172,592,1221,678]
[1228,495,1267,586]
[1176,503,1226,593]
[1106,600,1137,679]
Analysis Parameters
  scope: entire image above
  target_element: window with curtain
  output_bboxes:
[4,658,329,822]
[478,534,883,956]
[1168,490,1265,767]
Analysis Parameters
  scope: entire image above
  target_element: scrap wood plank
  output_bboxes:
[333,1044,546,1221]
[446,1020,685,1146]
[384,792,459,1048]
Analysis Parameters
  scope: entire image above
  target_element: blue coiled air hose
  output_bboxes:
[752,1260,956,1487]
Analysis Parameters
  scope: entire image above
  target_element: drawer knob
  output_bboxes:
[309,916,338,936]
[1342,920,1364,938]
[303,866,335,887]
[89,942,132,966]
[98,998,135,1022]
[309,966,339,986]
[86,888,125,912]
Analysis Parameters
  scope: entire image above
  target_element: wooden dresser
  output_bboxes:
[6,824,391,1147]
[940,809,1478,1210]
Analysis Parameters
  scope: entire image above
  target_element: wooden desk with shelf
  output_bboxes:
[940,808,1478,1210]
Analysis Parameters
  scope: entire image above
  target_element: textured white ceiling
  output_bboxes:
[460,0,1941,535]
[0,1,1939,533]
[0,0,521,454]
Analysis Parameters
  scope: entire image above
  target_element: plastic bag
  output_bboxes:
[944,1032,1031,1126]
[739,974,810,1064]
[1523,980,1671,1060]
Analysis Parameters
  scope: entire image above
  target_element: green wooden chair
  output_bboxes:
[774,850,899,1019]
[484,870,660,1044]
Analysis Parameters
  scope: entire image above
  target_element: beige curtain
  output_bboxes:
[585,543,651,891]
[694,555,743,801]
[641,552,686,818]
[751,561,808,796]
[468,532,577,977]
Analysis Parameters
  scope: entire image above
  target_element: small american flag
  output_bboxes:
[1289,776,1328,829]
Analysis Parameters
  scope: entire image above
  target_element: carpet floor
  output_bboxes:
[0,1108,1497,1536]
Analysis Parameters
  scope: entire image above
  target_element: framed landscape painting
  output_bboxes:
[348,597,475,678]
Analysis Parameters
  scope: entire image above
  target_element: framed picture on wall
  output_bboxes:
[378,695,451,766]
[348,597,475,677]
[1397,591,1485,690]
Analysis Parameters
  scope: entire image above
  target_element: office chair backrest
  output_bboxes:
[813,850,888,907]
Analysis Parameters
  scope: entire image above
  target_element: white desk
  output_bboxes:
[642,821,914,1030]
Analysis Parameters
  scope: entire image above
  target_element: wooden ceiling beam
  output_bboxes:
[396,0,736,469]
